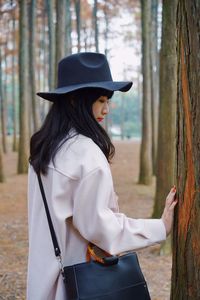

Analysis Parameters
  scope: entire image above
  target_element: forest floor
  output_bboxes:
[0,140,172,300]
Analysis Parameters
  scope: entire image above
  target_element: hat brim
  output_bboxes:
[37,81,133,102]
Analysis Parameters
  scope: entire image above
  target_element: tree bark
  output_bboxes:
[93,0,99,52]
[150,0,159,175]
[12,8,18,152]
[103,1,109,57]
[45,0,56,96]
[138,0,152,185]
[66,0,72,56]
[18,0,29,174]
[55,0,66,68]
[171,1,200,299]
[74,0,81,52]
[152,0,177,218]
[28,0,40,133]
[0,47,7,154]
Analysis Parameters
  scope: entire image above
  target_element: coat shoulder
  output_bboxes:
[49,134,110,179]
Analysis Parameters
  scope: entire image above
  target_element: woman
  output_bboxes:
[27,52,177,299]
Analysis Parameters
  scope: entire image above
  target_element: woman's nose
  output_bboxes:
[102,103,109,115]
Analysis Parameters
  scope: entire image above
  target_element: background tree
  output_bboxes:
[74,0,81,51]
[0,47,7,154]
[138,0,152,185]
[46,0,56,89]
[93,0,99,52]
[55,0,66,67]
[66,0,72,55]
[150,0,159,175]
[152,0,177,219]
[18,0,29,174]
[28,0,40,132]
[102,1,109,57]
[2,15,9,152]
[81,0,92,51]
[11,6,18,151]
[171,1,200,298]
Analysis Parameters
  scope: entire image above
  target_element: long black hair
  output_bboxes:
[29,88,115,175]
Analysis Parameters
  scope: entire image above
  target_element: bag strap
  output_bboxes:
[37,173,61,258]
[37,173,118,267]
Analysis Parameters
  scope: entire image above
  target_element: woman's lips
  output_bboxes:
[97,118,104,122]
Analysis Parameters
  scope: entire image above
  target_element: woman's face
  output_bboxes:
[92,96,110,123]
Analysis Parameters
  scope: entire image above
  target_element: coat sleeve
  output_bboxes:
[72,167,166,255]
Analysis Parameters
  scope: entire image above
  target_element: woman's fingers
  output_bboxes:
[161,186,178,235]
[166,187,177,206]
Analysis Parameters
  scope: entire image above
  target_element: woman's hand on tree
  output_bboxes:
[161,186,178,236]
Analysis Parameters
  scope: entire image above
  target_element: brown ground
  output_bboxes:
[0,140,171,300]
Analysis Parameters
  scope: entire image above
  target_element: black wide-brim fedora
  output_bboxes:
[37,52,133,102]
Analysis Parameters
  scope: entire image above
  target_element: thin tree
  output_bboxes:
[171,1,200,298]
[18,0,29,174]
[93,0,99,52]
[138,0,152,185]
[152,0,177,219]
[103,1,109,57]
[150,0,159,175]
[12,7,17,151]
[74,0,81,52]
[46,0,56,90]
[3,17,9,140]
[66,0,72,56]
[28,0,40,132]
[0,46,7,154]
[0,47,5,182]
[55,0,66,77]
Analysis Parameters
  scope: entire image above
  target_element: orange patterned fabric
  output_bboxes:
[86,243,110,264]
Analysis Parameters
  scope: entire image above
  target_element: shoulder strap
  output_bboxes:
[37,173,61,257]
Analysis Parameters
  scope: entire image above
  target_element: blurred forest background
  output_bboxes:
[0,0,200,299]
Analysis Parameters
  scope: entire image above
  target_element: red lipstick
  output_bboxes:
[97,118,104,122]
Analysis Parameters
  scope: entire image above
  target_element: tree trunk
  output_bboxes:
[0,135,4,182]
[82,21,89,51]
[46,0,55,92]
[41,7,49,118]
[55,0,66,84]
[28,0,40,133]
[0,47,7,154]
[171,1,200,299]
[18,0,29,174]
[150,0,159,175]
[138,0,152,185]
[103,1,109,57]
[0,39,5,180]
[152,0,177,218]
[12,9,18,152]
[74,0,81,52]
[93,0,99,52]
[66,0,72,56]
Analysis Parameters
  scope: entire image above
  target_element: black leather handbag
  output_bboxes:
[37,173,151,300]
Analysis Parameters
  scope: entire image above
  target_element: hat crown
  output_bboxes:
[57,52,113,88]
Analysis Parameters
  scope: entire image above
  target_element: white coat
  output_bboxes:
[27,133,166,300]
